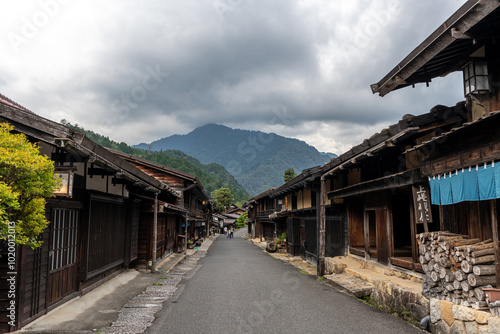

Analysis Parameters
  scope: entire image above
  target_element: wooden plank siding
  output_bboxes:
[134,165,185,189]
[86,199,126,278]
[137,211,179,266]
[21,218,49,326]
[129,201,140,262]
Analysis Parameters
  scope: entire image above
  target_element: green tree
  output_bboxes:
[0,123,59,249]
[235,211,248,229]
[283,167,297,183]
[211,187,233,213]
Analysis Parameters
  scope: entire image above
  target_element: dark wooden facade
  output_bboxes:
[0,98,173,332]
[271,167,346,265]
[244,167,347,267]
[109,150,212,265]
[323,106,469,273]
[363,0,500,285]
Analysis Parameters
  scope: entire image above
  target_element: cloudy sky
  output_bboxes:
[1,0,467,155]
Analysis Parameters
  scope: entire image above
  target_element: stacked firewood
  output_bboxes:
[418,231,495,308]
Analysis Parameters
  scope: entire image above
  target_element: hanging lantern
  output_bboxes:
[463,60,489,96]
[54,167,76,197]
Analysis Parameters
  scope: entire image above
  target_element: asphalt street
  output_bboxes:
[146,229,424,334]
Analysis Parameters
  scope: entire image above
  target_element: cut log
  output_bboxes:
[461,280,471,292]
[473,265,496,276]
[431,271,439,282]
[461,260,472,273]
[471,247,495,258]
[440,257,452,268]
[467,242,494,253]
[453,280,462,290]
[471,255,495,265]
[468,274,497,287]
[454,270,467,281]
[473,286,491,301]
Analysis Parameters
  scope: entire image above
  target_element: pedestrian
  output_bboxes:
[224,226,227,236]
[230,227,234,238]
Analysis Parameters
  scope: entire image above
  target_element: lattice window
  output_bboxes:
[51,209,79,271]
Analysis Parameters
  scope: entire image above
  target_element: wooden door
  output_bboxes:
[299,225,306,258]
[47,209,80,305]
[287,218,300,256]
[376,209,389,265]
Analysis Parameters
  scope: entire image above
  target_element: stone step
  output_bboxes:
[324,273,375,298]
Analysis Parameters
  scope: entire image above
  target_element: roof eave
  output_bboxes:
[371,0,500,96]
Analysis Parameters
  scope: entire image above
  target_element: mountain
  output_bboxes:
[64,122,249,203]
[135,124,336,196]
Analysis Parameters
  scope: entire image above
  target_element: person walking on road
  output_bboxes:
[230,227,234,238]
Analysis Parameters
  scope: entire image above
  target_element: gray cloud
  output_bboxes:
[0,0,467,153]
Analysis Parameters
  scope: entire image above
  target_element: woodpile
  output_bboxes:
[418,231,495,308]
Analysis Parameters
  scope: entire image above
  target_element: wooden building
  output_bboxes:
[243,167,346,267]
[0,96,179,332]
[370,0,500,288]
[244,188,276,240]
[271,166,346,265]
[108,150,212,265]
[320,106,468,274]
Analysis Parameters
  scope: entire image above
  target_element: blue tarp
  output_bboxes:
[429,163,499,205]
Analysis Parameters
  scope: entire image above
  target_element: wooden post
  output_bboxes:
[151,193,158,273]
[364,209,371,261]
[409,195,417,267]
[184,214,188,255]
[318,177,326,276]
[439,205,445,232]
[490,199,500,288]
[386,193,393,265]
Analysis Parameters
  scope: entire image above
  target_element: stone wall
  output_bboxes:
[429,299,500,334]
[370,278,429,321]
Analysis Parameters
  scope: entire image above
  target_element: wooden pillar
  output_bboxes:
[439,205,445,232]
[491,199,500,288]
[364,209,371,261]
[318,181,325,276]
[184,214,188,255]
[386,193,393,264]
[151,193,158,273]
[409,195,417,266]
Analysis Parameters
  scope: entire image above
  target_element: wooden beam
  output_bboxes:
[439,205,445,231]
[409,195,417,266]
[317,186,325,276]
[87,167,115,176]
[386,193,393,263]
[329,169,425,199]
[364,209,371,261]
[491,199,500,288]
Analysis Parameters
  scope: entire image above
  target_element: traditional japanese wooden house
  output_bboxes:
[319,105,469,275]
[370,0,500,286]
[108,150,212,265]
[244,188,276,240]
[271,166,346,265]
[112,150,212,265]
[225,206,245,215]
[0,96,176,332]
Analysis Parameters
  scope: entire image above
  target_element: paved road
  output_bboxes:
[146,229,424,334]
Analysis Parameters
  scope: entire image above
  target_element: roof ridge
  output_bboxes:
[0,93,34,113]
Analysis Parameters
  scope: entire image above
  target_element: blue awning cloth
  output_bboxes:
[429,163,499,205]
